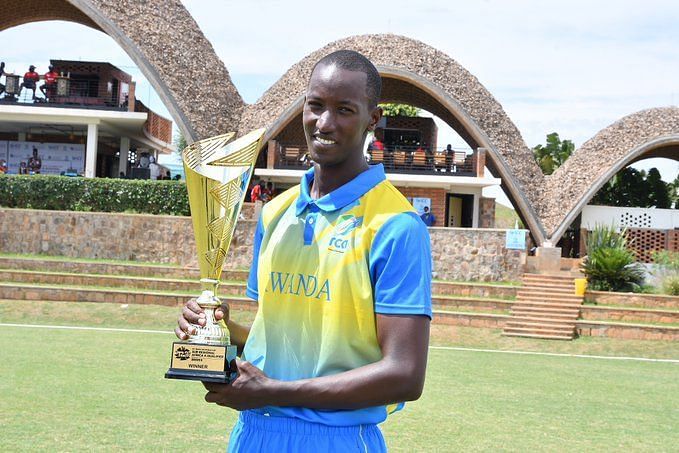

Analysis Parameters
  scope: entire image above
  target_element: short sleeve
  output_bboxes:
[246,216,265,301]
[369,212,432,318]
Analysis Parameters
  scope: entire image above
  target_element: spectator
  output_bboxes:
[420,206,436,227]
[0,62,6,96]
[173,174,181,181]
[262,181,274,203]
[0,159,7,174]
[40,65,59,100]
[445,144,454,173]
[19,65,40,100]
[119,171,126,179]
[148,155,161,179]
[19,161,28,175]
[28,147,42,174]
[250,179,265,219]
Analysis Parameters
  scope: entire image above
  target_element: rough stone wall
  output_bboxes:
[0,208,257,270]
[429,227,527,282]
[479,197,496,228]
[1,209,525,282]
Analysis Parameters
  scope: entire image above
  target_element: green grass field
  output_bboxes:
[1,300,677,451]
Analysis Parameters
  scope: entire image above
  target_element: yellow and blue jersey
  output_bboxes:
[244,164,432,426]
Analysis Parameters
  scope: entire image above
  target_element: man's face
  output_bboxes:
[303,64,380,168]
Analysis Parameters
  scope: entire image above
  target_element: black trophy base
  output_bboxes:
[166,342,238,383]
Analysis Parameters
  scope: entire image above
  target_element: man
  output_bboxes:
[40,65,59,99]
[28,147,42,174]
[444,143,454,173]
[176,50,432,452]
[19,65,40,100]
[420,206,436,227]
[0,62,6,96]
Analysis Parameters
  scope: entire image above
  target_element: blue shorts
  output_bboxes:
[228,411,387,452]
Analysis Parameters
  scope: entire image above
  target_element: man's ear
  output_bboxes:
[367,106,383,132]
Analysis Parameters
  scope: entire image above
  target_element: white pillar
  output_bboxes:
[118,136,130,176]
[472,192,480,228]
[84,123,99,178]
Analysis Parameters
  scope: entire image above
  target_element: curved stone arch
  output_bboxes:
[240,34,548,243]
[2,0,245,141]
[543,107,679,243]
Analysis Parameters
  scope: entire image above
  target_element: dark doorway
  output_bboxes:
[446,193,474,227]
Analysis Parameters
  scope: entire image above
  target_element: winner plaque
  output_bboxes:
[166,128,265,383]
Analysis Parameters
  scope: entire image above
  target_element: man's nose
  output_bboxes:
[316,109,335,132]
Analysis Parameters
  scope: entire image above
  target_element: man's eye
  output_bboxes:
[338,107,353,114]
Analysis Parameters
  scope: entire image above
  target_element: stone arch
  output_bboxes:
[1,0,244,141]
[544,107,679,243]
[239,34,548,244]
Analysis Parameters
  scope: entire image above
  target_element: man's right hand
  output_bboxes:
[174,298,230,340]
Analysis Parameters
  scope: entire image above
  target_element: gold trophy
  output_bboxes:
[166,128,265,383]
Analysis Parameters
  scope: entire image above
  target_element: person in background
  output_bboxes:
[420,205,436,227]
[40,65,59,100]
[262,181,274,203]
[19,161,28,175]
[28,147,42,174]
[0,62,6,96]
[445,144,454,173]
[173,174,181,181]
[0,159,7,174]
[19,65,40,100]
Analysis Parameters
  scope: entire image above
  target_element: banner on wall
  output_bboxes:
[6,141,85,175]
[0,141,7,166]
[412,197,431,215]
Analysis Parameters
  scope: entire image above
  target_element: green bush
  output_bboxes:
[652,251,679,296]
[581,224,646,292]
[662,275,679,296]
[0,174,189,216]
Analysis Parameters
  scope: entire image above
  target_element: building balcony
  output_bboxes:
[269,141,486,177]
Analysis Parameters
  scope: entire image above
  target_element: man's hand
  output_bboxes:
[203,359,274,410]
[174,298,230,340]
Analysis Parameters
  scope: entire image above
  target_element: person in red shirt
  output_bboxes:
[40,66,59,99]
[19,65,40,100]
[250,180,264,202]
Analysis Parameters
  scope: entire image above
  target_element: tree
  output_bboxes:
[646,168,671,208]
[379,103,420,117]
[532,132,575,175]
[591,167,672,208]
[173,132,187,158]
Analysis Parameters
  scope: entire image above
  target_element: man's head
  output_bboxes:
[423,206,430,213]
[29,65,35,71]
[303,50,382,168]
[48,65,54,72]
[32,148,38,156]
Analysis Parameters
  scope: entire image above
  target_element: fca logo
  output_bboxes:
[329,237,349,251]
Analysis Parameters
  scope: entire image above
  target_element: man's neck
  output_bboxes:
[310,159,369,199]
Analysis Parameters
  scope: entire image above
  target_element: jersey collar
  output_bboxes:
[295,164,386,216]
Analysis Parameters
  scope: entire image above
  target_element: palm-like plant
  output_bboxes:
[581,224,646,292]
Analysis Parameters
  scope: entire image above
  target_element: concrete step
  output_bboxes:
[508,315,579,325]
[0,282,256,310]
[505,319,574,330]
[502,332,573,340]
[516,291,583,302]
[503,325,575,336]
[512,299,582,310]
[0,269,247,294]
[521,285,575,294]
[510,309,579,320]
[523,273,576,282]
[0,256,249,281]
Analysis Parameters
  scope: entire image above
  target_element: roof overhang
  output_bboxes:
[0,104,174,154]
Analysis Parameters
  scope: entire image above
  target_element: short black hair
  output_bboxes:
[312,50,382,108]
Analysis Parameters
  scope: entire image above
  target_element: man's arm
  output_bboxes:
[203,313,430,411]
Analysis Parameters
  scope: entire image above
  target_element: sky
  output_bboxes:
[1,0,677,202]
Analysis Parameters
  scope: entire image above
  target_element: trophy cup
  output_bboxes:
[165,128,265,383]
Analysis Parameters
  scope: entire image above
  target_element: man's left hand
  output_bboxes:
[203,359,274,410]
